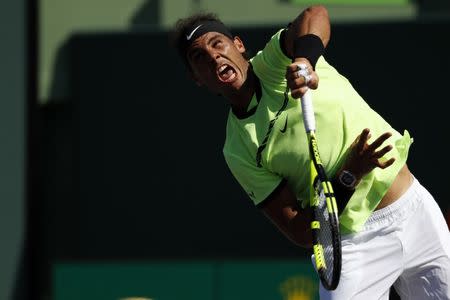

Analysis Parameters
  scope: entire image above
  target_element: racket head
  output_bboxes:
[308,133,342,290]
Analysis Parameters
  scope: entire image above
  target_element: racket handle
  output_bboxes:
[301,89,316,133]
[296,63,316,133]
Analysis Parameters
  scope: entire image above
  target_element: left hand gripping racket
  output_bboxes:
[297,64,342,290]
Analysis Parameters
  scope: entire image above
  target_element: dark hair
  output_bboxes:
[170,13,223,66]
[170,13,250,68]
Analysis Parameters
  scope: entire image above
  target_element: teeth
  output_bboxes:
[219,65,227,72]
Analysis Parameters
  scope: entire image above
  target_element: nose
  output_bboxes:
[206,49,220,63]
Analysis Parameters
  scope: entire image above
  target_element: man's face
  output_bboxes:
[186,32,249,96]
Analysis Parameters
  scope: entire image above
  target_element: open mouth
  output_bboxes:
[217,64,237,82]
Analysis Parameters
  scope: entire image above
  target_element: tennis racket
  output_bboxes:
[297,64,341,290]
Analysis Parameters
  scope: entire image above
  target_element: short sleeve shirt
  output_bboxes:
[223,29,412,234]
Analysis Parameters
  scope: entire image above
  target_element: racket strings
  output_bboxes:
[316,187,336,283]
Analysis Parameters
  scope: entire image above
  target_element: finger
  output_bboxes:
[291,86,309,99]
[286,70,313,90]
[367,132,392,152]
[290,63,312,78]
[286,64,305,83]
[372,144,393,159]
[307,73,319,90]
[289,73,318,91]
[286,63,301,73]
[377,157,396,169]
[293,75,310,87]
[285,68,299,81]
[356,128,370,153]
[297,70,311,84]
[286,64,305,82]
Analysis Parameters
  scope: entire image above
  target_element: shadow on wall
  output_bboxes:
[129,0,160,27]
[48,41,70,103]
[47,0,161,104]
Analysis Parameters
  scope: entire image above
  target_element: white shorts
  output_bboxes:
[318,177,450,300]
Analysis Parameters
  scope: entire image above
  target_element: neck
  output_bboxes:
[228,65,256,117]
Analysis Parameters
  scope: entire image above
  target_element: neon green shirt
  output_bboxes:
[223,29,412,234]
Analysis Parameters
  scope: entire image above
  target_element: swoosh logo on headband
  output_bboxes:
[186,24,203,40]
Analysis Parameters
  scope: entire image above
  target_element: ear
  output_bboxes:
[233,36,246,54]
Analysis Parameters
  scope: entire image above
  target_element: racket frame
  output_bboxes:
[298,73,342,290]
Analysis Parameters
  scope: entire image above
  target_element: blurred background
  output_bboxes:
[2,0,450,299]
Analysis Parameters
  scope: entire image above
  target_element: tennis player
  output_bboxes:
[171,5,450,299]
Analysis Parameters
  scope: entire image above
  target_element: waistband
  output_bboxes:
[362,177,421,230]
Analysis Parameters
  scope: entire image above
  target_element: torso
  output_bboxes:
[224,29,414,233]
[375,164,413,210]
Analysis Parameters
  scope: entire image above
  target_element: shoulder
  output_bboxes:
[250,29,291,70]
[248,29,291,89]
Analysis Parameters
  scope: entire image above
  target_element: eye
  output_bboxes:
[213,40,223,48]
